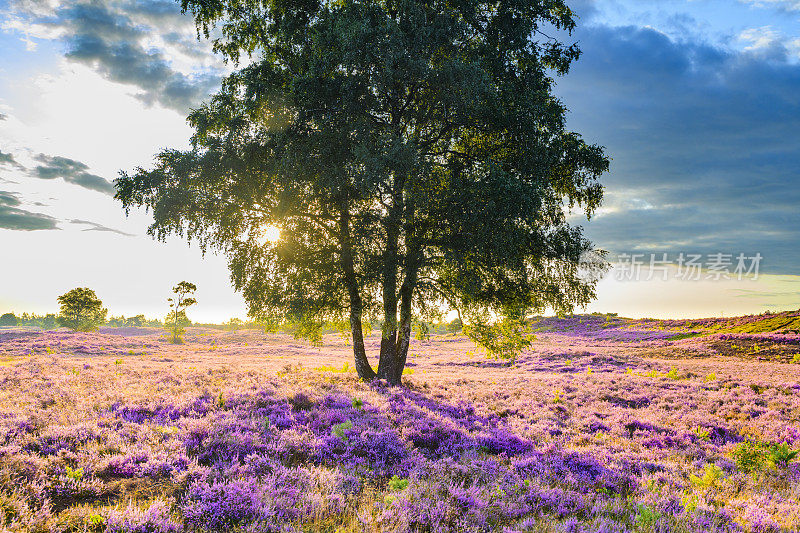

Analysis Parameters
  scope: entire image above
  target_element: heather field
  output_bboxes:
[1,313,799,533]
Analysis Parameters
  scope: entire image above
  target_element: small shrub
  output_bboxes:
[388,475,409,491]
[767,443,798,468]
[634,504,662,529]
[65,465,84,482]
[731,440,767,473]
[690,464,725,490]
[332,420,353,440]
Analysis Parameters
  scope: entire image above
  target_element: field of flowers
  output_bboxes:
[0,313,798,532]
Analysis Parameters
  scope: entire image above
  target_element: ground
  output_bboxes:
[0,312,798,532]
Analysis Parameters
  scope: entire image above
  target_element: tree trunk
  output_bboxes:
[376,204,400,382]
[350,305,375,381]
[377,333,399,383]
[392,311,412,385]
[390,264,417,384]
[339,205,375,381]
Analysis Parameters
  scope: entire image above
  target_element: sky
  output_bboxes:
[0,0,798,322]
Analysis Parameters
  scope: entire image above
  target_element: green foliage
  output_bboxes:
[730,439,798,473]
[446,318,463,334]
[0,313,17,327]
[167,281,197,344]
[107,314,161,327]
[226,317,244,332]
[634,504,662,529]
[331,420,353,440]
[412,319,431,341]
[65,465,83,482]
[255,312,283,334]
[767,443,798,468]
[351,397,363,410]
[689,464,725,491]
[116,0,608,383]
[56,288,107,332]
[388,475,409,491]
[292,317,324,347]
[731,440,767,473]
[463,316,533,362]
[693,427,710,441]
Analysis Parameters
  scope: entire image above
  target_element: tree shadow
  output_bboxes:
[431,359,513,369]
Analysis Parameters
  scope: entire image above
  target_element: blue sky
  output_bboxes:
[0,0,798,320]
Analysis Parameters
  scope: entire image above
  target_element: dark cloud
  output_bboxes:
[557,23,800,274]
[32,154,115,195]
[11,0,222,113]
[0,114,7,121]
[70,218,135,237]
[568,0,598,21]
[0,191,59,231]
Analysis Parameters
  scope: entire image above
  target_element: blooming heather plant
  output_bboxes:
[0,316,797,531]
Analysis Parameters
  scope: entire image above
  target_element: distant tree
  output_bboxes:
[446,317,463,334]
[35,313,58,330]
[167,281,197,343]
[0,313,17,327]
[57,288,107,332]
[107,315,126,327]
[128,314,146,327]
[116,0,608,384]
[226,317,244,333]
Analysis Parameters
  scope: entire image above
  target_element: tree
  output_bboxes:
[226,317,244,332]
[57,288,107,332]
[116,0,608,385]
[0,313,17,327]
[36,313,58,330]
[167,281,197,343]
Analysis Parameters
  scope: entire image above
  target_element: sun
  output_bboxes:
[258,225,282,245]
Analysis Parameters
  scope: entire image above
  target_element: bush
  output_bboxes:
[0,312,18,327]
[731,440,767,473]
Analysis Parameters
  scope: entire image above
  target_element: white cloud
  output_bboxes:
[740,0,800,12]
[738,26,783,51]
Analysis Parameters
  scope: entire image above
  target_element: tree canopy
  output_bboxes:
[57,288,107,332]
[167,281,197,343]
[115,0,609,384]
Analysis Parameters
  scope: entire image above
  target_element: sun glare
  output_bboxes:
[258,225,282,245]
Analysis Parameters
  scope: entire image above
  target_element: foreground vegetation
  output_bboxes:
[0,313,798,532]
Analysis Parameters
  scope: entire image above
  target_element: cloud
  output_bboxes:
[557,23,800,274]
[69,218,135,236]
[0,114,7,121]
[0,190,59,231]
[0,150,26,170]
[740,0,800,12]
[32,153,115,195]
[5,0,223,113]
[569,0,599,21]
